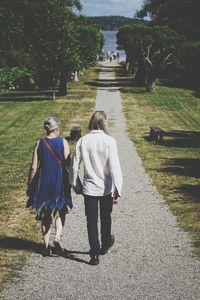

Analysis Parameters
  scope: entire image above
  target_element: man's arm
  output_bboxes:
[108,139,123,203]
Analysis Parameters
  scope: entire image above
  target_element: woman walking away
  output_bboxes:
[70,111,122,265]
[27,117,72,256]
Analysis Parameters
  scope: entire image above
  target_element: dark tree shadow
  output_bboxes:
[0,90,54,102]
[162,130,200,148]
[0,237,90,265]
[0,237,41,253]
[159,158,200,178]
[176,184,200,203]
[146,129,200,148]
[193,90,200,98]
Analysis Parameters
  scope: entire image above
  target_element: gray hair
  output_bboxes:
[88,111,107,132]
[44,117,60,133]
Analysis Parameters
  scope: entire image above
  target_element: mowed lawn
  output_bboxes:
[0,66,100,289]
[116,68,200,256]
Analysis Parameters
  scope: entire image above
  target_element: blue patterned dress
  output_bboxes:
[28,137,72,214]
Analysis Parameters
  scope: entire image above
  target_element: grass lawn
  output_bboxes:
[116,67,200,257]
[0,65,100,290]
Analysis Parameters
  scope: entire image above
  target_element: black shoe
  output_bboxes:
[42,246,52,257]
[100,235,115,255]
[89,256,99,266]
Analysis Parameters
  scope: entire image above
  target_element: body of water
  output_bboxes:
[102,30,126,62]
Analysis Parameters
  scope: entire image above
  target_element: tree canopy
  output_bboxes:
[117,24,180,91]
[0,0,103,95]
[137,0,200,41]
[131,0,200,90]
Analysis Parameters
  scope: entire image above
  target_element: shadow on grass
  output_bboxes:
[0,237,90,264]
[160,158,200,179]
[176,184,200,203]
[0,237,41,253]
[0,90,54,102]
[146,130,200,148]
[162,130,200,148]
[193,90,200,98]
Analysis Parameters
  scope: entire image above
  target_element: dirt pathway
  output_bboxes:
[1,61,200,300]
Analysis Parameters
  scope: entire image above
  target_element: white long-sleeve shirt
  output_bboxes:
[69,130,122,197]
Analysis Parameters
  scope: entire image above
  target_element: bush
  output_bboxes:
[0,67,33,92]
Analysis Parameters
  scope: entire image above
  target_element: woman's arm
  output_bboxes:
[27,141,39,185]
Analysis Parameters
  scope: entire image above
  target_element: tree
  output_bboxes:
[0,1,103,96]
[117,25,180,91]
[137,0,200,41]
[136,0,200,90]
[180,41,200,90]
[77,22,104,69]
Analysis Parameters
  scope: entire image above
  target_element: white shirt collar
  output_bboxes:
[90,130,104,134]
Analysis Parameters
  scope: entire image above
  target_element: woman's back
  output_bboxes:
[30,137,71,211]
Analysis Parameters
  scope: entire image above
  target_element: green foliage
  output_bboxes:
[0,0,103,94]
[180,41,200,89]
[78,24,104,68]
[0,67,33,91]
[117,24,180,90]
[137,0,200,41]
[136,0,200,90]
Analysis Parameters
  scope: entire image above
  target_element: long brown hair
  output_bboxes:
[88,111,107,133]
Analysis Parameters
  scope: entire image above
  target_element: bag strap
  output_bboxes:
[42,138,62,165]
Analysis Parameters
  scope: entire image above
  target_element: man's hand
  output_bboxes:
[112,190,120,204]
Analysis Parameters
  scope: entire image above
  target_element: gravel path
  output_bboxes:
[1,61,200,300]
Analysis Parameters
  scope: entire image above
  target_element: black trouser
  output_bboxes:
[84,194,113,258]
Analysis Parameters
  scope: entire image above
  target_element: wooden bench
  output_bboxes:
[149,126,165,142]
[70,126,81,140]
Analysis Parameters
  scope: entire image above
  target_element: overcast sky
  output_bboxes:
[81,0,144,17]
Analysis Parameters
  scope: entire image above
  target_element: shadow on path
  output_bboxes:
[0,237,90,265]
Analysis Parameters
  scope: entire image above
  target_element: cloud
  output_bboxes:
[81,0,144,17]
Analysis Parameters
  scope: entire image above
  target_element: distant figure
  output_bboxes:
[27,117,72,256]
[109,55,112,63]
[70,111,122,266]
[116,51,120,60]
[107,51,110,59]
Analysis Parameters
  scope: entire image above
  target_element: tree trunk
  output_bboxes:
[134,65,145,85]
[145,67,156,92]
[37,70,53,89]
[52,77,56,101]
[58,71,68,96]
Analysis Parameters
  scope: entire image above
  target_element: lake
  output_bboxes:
[102,30,126,61]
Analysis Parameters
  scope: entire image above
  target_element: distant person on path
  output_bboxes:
[70,111,122,265]
[27,117,72,256]
[109,55,112,63]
